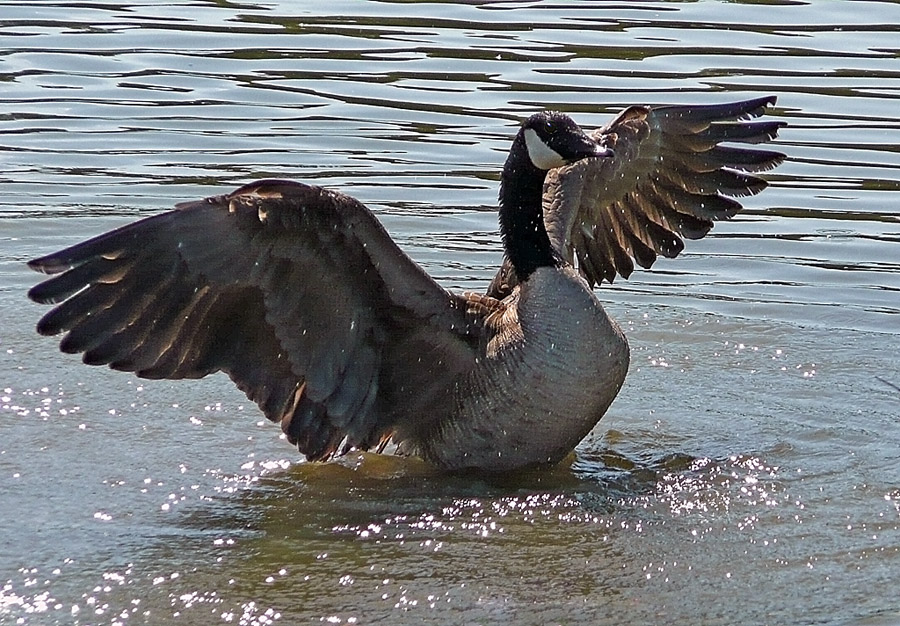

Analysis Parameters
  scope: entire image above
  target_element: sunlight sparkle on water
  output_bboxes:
[653,455,786,518]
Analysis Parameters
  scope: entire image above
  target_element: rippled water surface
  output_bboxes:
[1,1,899,624]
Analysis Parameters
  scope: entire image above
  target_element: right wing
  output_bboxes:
[488,97,785,297]
[28,180,478,460]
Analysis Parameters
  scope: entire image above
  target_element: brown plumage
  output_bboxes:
[28,98,784,472]
[488,97,785,297]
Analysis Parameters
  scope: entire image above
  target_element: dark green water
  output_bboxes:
[1,1,898,624]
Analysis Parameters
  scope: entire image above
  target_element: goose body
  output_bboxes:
[418,266,628,470]
[28,97,784,472]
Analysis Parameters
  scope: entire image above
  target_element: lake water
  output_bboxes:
[1,1,899,624]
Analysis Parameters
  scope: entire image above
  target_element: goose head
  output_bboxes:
[498,112,614,284]
[520,111,613,171]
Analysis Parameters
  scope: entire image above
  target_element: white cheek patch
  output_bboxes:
[524,128,566,170]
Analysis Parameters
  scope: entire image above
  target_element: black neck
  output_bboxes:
[498,134,559,283]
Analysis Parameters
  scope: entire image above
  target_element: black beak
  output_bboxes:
[590,143,614,158]
[566,133,614,162]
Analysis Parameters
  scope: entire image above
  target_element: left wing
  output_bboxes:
[28,180,479,460]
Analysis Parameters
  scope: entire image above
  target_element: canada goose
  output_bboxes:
[28,97,784,472]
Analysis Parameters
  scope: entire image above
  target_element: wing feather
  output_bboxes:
[489,96,785,296]
[567,97,784,289]
[28,179,476,460]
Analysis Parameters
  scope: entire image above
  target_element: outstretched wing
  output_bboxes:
[28,180,477,460]
[488,97,785,297]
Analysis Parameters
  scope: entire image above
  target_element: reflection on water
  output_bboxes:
[5,440,896,624]
[1,1,899,625]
